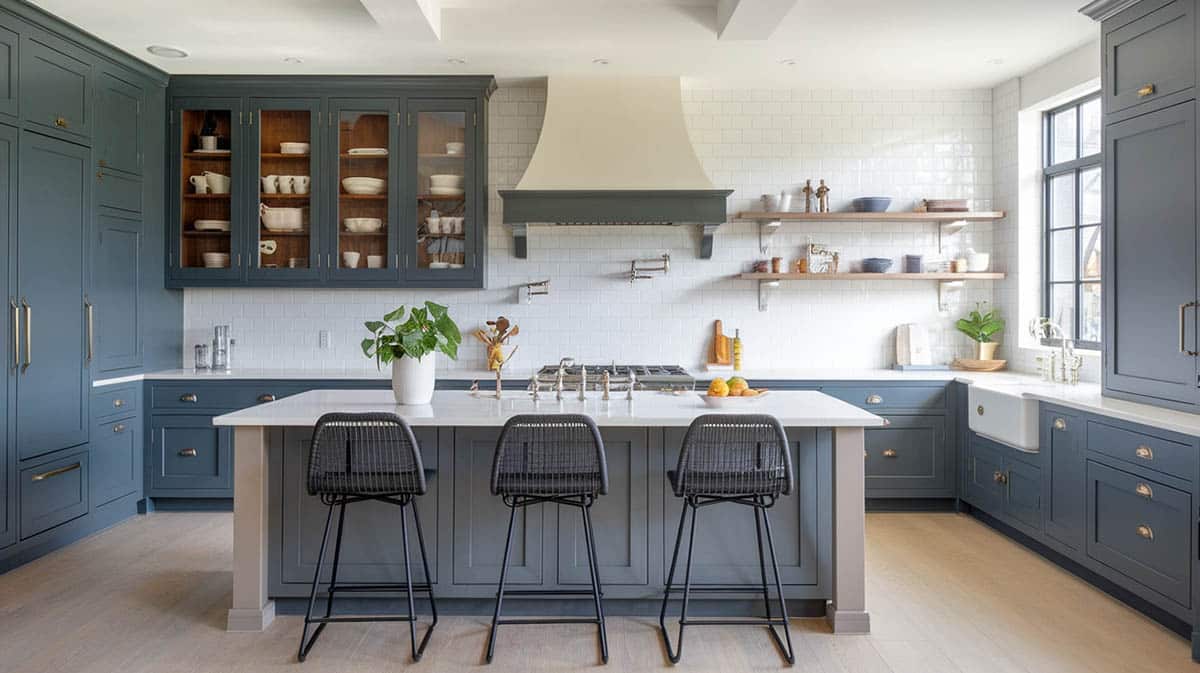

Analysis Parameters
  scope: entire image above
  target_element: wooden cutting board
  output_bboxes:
[710,319,731,365]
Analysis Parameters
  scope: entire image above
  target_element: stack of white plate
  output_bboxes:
[194,219,231,232]
[429,174,464,196]
[348,147,388,156]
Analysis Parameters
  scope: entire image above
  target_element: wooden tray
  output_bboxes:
[953,358,1007,372]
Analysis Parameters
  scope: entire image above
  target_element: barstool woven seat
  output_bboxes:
[298,413,437,663]
[660,414,796,666]
[486,414,610,665]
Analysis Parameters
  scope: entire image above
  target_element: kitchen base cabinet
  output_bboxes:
[91,416,138,508]
[1041,406,1085,552]
[19,448,87,540]
[147,415,231,497]
[864,414,949,497]
[961,433,1042,538]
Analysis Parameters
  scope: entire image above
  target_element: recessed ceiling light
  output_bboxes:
[986,58,1005,66]
[778,58,798,66]
[283,56,304,64]
[447,57,467,65]
[592,58,610,65]
[146,45,188,59]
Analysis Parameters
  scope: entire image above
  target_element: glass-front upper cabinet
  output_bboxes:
[248,98,321,282]
[171,97,243,283]
[406,99,481,285]
[329,99,399,283]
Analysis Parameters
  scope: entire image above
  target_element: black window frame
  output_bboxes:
[1043,92,1102,351]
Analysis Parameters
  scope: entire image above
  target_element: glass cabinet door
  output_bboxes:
[330,99,399,281]
[172,97,242,281]
[406,99,479,284]
[248,98,321,281]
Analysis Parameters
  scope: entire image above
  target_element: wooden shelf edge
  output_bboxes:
[734,210,1007,222]
[739,272,1006,281]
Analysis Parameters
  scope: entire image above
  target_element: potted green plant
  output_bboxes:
[361,302,462,405]
[956,302,1005,361]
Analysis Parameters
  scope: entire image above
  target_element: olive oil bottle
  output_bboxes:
[732,329,743,371]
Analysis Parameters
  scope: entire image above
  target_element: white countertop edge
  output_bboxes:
[93,373,146,387]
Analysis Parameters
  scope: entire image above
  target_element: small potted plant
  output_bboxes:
[362,302,461,405]
[956,302,1005,361]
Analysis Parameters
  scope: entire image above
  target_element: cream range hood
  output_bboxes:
[499,76,732,258]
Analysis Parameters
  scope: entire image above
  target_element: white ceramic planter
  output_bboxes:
[392,354,436,405]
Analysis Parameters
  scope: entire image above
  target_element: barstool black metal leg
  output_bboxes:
[660,500,698,665]
[761,506,796,665]
[410,500,438,656]
[754,499,773,623]
[486,502,518,664]
[659,500,689,663]
[399,500,422,661]
[322,500,348,621]
[298,501,336,662]
[581,501,609,664]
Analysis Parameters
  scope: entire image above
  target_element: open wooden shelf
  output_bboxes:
[740,272,1006,281]
[260,153,311,159]
[340,193,387,200]
[340,153,388,159]
[418,153,465,159]
[258,230,311,237]
[183,152,231,160]
[736,210,1006,222]
[184,194,231,200]
[183,230,231,237]
[339,231,387,238]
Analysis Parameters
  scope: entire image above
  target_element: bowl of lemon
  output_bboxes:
[699,376,769,408]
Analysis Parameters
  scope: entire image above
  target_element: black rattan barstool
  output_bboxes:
[486,414,609,664]
[659,414,796,665]
[298,412,437,663]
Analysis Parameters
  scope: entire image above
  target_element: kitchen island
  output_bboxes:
[212,389,884,635]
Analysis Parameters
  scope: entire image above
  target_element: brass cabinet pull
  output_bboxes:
[9,298,17,370]
[1181,302,1199,355]
[54,116,68,128]
[180,393,198,403]
[20,298,30,371]
[1135,444,1153,460]
[882,448,898,458]
[1136,524,1154,540]
[1137,84,1156,98]
[31,462,80,482]
[85,299,94,363]
[112,423,126,434]
[881,417,891,427]
[113,398,125,408]
[1053,418,1067,431]
[992,470,1008,484]
[865,394,883,405]
[977,405,985,416]
[257,394,276,403]
[98,159,107,168]
[178,447,198,457]
[1135,482,1154,499]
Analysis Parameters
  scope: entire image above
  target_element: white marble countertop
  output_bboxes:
[212,389,888,428]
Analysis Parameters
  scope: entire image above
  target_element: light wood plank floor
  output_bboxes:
[0,512,1194,672]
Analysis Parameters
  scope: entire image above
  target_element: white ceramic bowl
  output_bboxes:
[342,177,386,195]
[445,142,465,155]
[343,217,383,233]
[279,142,310,155]
[698,391,770,408]
[967,252,991,272]
[202,252,230,269]
[193,219,231,232]
[429,187,465,196]
[259,204,304,231]
[429,174,465,189]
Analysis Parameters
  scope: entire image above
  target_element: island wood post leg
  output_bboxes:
[227,425,276,631]
[828,426,870,634]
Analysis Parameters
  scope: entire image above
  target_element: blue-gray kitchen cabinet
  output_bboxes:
[92,209,142,373]
[863,414,949,496]
[91,414,138,508]
[1103,101,1199,409]
[1041,406,1085,552]
[15,129,89,460]
[147,414,232,497]
[19,447,87,540]
[1103,0,1195,118]
[962,433,1042,537]
[0,24,17,120]
[0,122,12,550]
[19,32,89,142]
[94,69,144,176]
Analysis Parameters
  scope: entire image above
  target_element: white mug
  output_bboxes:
[261,175,278,194]
[291,176,310,195]
[200,135,218,151]
[189,175,209,194]
[452,217,464,234]
[427,217,441,234]
[342,251,361,268]
[278,175,294,194]
[367,255,384,269]
[204,171,231,194]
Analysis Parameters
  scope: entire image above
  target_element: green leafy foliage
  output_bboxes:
[360,302,462,368]
[956,302,1005,343]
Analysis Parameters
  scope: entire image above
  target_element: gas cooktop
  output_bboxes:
[535,364,694,390]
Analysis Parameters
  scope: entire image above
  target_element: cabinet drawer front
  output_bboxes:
[20,450,88,539]
[96,169,141,212]
[93,384,139,421]
[864,415,946,489]
[1086,460,1191,607]
[20,36,90,139]
[151,417,231,492]
[1087,420,1195,480]
[150,383,301,411]
[1105,0,1195,115]
[92,418,138,506]
[822,385,945,411]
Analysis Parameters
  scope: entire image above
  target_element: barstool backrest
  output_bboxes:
[492,414,608,497]
[674,414,792,498]
[307,412,426,497]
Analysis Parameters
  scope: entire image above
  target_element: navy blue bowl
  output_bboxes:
[852,197,892,213]
[862,257,893,273]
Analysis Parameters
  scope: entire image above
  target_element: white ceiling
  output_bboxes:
[34,0,1099,88]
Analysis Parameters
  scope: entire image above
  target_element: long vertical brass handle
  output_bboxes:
[21,298,30,371]
[1180,302,1198,356]
[85,299,94,363]
[9,298,17,370]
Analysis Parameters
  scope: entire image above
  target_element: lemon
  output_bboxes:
[707,378,730,397]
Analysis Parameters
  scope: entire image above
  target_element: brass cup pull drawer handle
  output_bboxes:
[258,394,276,403]
[1135,445,1154,460]
[112,423,126,433]
[54,116,68,128]
[1138,84,1156,98]
[31,462,80,482]
[113,399,125,408]
[1136,524,1154,540]
[180,393,198,403]
[1053,418,1067,431]
[865,394,883,405]
[1135,482,1153,499]
[977,405,985,416]
[882,449,898,458]
[178,448,198,457]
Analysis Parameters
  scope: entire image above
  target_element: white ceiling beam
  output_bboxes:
[359,0,442,40]
[716,0,800,40]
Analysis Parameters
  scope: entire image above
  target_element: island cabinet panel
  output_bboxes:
[555,428,653,586]
[277,427,439,585]
[661,427,823,586]
[1041,407,1085,551]
[451,427,543,585]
